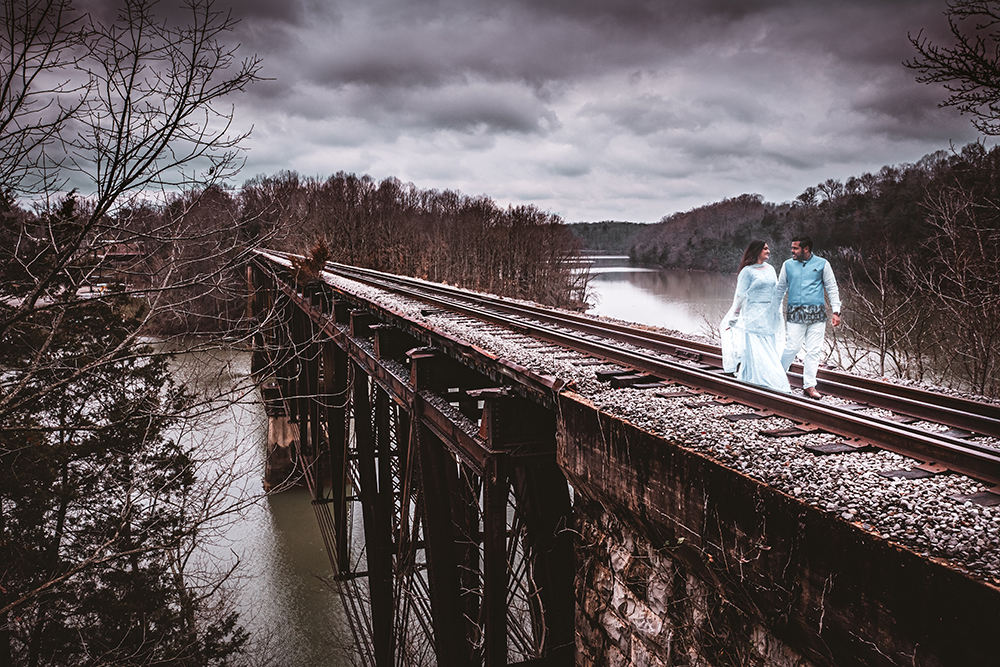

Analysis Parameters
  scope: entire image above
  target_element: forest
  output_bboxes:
[2,171,588,335]
[568,221,644,255]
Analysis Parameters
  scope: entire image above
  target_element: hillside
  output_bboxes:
[567,221,645,254]
[628,146,974,273]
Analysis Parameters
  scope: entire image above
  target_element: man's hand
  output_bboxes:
[831,313,841,327]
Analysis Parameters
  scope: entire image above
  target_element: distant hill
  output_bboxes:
[630,194,790,272]
[567,221,646,254]
[626,144,993,273]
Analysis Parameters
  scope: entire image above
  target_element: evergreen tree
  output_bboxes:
[0,198,248,665]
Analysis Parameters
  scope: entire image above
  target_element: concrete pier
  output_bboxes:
[264,415,298,491]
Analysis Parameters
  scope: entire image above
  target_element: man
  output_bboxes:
[776,236,841,398]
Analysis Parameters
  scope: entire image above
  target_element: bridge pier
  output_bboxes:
[263,414,297,492]
[557,391,1000,666]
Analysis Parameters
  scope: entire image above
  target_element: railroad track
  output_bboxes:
[257,251,1000,490]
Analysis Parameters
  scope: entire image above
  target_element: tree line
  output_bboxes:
[239,171,588,309]
[567,221,644,255]
[628,143,1000,396]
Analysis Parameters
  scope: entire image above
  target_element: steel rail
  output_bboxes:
[319,260,1000,439]
[265,255,1000,488]
[253,251,1000,485]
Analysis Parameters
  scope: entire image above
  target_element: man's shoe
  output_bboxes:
[804,387,822,399]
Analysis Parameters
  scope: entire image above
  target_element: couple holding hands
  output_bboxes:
[720,236,841,398]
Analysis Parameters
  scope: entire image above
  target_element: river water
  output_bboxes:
[177,259,731,665]
[585,256,736,336]
[168,346,357,667]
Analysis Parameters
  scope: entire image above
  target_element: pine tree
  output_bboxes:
[0,198,248,666]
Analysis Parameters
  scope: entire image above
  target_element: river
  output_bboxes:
[585,256,736,336]
[178,259,732,666]
[168,345,357,667]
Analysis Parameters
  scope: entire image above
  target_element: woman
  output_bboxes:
[720,240,790,392]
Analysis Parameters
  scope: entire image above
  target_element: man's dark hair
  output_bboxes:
[792,235,813,252]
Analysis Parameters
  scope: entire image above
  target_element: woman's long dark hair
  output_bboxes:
[738,240,767,273]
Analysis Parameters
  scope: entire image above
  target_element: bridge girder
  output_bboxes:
[248,260,575,667]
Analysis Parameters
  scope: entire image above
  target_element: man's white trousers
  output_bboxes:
[781,321,826,389]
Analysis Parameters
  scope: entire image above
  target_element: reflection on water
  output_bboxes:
[588,262,736,336]
[241,489,356,666]
[169,347,356,667]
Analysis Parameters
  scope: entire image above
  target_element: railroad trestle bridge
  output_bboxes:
[246,251,1000,667]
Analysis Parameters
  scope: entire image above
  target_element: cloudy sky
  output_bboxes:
[218,0,981,222]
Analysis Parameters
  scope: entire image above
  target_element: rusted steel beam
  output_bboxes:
[475,391,556,455]
[455,464,481,648]
[351,310,378,338]
[283,281,498,484]
[409,346,498,394]
[410,349,494,477]
[352,364,395,666]
[416,392,489,478]
[299,306,322,466]
[511,463,575,665]
[323,340,350,572]
[293,307,312,465]
[482,453,509,667]
[280,293,300,426]
[373,323,422,361]
[478,391,574,664]
[308,337,321,479]
[415,420,472,666]
[374,386,394,542]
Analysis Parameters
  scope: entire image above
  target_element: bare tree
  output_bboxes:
[1,0,263,418]
[1,1,267,663]
[837,242,941,380]
[912,181,1000,395]
[0,0,89,195]
[908,0,1000,136]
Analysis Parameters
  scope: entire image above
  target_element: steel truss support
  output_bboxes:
[353,364,396,666]
[323,340,350,573]
[249,260,575,666]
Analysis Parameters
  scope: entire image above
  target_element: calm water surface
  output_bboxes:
[586,257,736,336]
[169,347,356,667]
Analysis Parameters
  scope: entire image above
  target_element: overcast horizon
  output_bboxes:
[113,0,994,222]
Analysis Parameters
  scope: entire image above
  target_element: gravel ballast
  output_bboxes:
[322,271,1000,585]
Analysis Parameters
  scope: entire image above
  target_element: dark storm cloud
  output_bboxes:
[206,0,984,219]
[79,0,308,25]
[241,1,952,118]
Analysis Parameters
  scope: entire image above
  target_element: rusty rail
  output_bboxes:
[320,258,1000,436]
[275,254,1000,488]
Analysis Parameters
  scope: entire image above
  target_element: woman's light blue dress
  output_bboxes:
[720,263,790,392]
